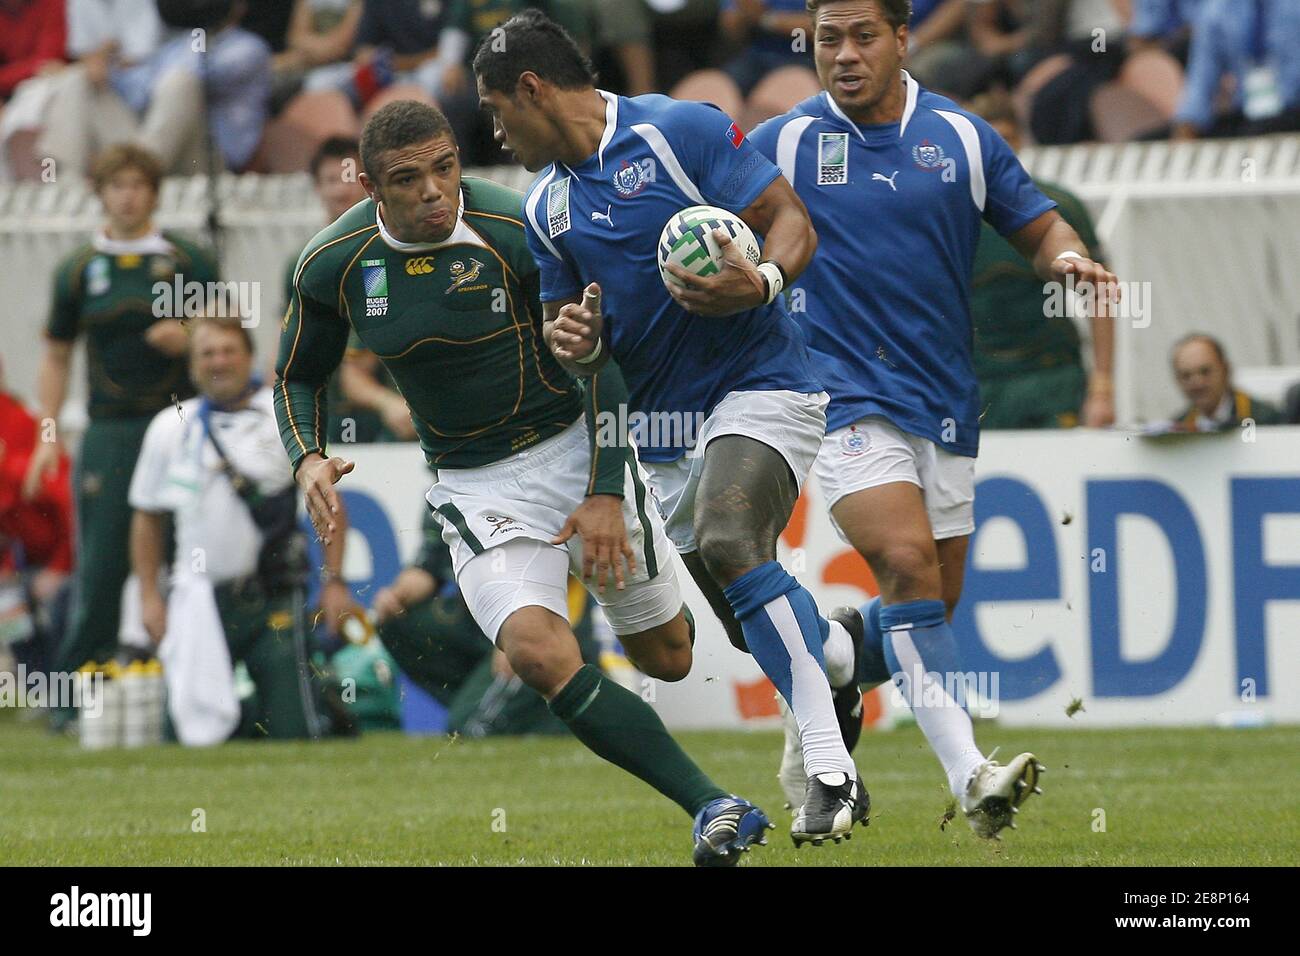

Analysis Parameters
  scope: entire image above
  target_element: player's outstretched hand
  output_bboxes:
[553,493,636,593]
[1051,254,1121,319]
[666,228,766,317]
[296,452,354,546]
[552,283,604,363]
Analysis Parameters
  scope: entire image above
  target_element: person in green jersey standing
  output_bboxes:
[25,144,218,724]
[275,100,773,865]
[968,93,1116,430]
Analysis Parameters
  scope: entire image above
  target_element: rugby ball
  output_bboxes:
[657,205,762,292]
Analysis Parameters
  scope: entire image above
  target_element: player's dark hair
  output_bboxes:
[806,0,913,31]
[309,136,360,179]
[1171,333,1229,369]
[360,101,455,181]
[472,9,596,95]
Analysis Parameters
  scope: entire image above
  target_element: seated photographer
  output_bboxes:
[128,315,356,742]
[1168,333,1283,432]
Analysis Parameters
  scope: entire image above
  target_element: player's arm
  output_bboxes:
[666,163,818,317]
[554,355,637,592]
[275,261,355,545]
[25,256,82,501]
[1010,211,1117,426]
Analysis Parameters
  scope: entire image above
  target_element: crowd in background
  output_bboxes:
[2,0,1300,178]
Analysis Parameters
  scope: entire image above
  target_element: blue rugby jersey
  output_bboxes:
[749,72,1056,456]
[521,91,824,463]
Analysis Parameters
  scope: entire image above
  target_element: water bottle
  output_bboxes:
[79,661,124,750]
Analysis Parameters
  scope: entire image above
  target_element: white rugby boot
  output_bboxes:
[960,750,1045,839]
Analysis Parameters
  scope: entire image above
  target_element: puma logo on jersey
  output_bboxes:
[873,171,900,191]
[591,205,614,228]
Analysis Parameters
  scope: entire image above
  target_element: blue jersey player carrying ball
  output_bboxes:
[749,0,1121,838]
[473,10,871,847]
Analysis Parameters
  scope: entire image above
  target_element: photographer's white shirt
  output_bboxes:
[129,386,293,585]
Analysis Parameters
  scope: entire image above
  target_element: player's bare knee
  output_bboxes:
[873,542,939,595]
[623,617,693,682]
[696,525,764,586]
[498,608,580,696]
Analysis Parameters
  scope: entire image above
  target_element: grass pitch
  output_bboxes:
[1,715,1295,866]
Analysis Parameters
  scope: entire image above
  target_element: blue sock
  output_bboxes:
[879,599,984,796]
[856,596,890,685]
[722,562,825,703]
[724,561,850,777]
[880,599,951,677]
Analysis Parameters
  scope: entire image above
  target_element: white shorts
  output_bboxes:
[641,389,829,553]
[426,418,681,641]
[814,416,976,542]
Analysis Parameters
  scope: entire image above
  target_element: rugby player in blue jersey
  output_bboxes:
[750,0,1120,838]
[474,10,870,846]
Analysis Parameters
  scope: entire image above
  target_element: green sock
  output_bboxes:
[549,664,726,816]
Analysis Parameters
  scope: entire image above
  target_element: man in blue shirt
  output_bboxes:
[1173,0,1300,139]
[474,9,871,847]
[750,0,1120,839]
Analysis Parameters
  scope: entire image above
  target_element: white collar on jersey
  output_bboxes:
[822,69,920,140]
[593,89,619,171]
[375,190,483,251]
[91,229,174,256]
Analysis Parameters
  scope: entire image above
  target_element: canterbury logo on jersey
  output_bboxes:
[405,257,435,276]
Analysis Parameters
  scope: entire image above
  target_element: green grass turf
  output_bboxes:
[1,713,1296,866]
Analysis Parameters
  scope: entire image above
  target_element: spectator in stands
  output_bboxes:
[28,0,165,180]
[0,357,74,676]
[130,315,357,741]
[302,0,473,140]
[272,0,362,107]
[1128,0,1207,60]
[968,91,1115,429]
[903,0,973,98]
[672,0,819,130]
[0,0,66,178]
[26,144,216,729]
[1173,0,1300,139]
[36,0,272,176]
[0,0,65,100]
[1168,333,1283,430]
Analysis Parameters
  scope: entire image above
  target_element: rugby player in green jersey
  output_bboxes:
[274,101,773,865]
[28,144,217,726]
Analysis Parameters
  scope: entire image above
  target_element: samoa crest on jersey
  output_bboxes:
[613,158,652,197]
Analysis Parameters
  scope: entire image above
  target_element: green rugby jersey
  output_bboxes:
[47,232,216,418]
[971,180,1101,380]
[275,177,627,493]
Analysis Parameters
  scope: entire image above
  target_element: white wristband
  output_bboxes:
[1055,250,1085,263]
[757,261,785,304]
[574,336,603,365]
